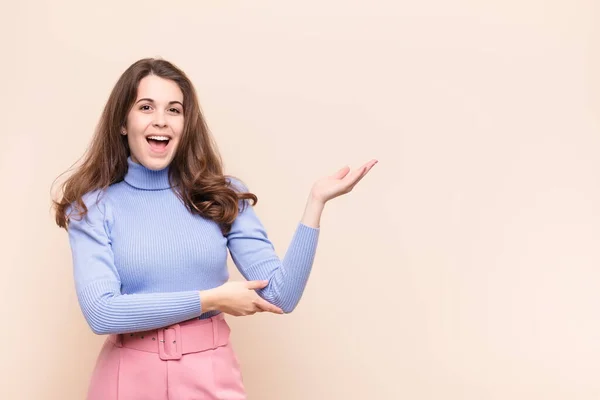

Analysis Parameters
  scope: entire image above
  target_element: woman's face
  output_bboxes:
[122,75,185,171]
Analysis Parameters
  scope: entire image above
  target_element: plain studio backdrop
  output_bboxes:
[1,1,599,399]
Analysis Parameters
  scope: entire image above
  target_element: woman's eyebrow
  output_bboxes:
[135,98,184,107]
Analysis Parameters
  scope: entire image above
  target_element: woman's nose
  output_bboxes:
[152,116,167,128]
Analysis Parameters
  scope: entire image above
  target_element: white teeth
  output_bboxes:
[147,136,170,141]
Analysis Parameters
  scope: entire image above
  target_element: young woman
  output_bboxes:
[52,57,377,399]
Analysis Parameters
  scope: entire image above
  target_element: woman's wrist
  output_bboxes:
[301,194,325,228]
[199,288,220,313]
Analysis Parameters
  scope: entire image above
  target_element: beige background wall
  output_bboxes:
[1,0,599,399]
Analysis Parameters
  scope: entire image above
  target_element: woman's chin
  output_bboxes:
[133,152,175,171]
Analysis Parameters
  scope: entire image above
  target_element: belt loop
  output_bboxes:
[212,316,219,348]
[113,334,123,348]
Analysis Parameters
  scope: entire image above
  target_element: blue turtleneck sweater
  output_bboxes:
[66,157,320,335]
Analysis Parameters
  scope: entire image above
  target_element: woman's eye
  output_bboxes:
[139,105,181,114]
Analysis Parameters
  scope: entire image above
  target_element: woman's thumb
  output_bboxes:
[246,280,269,290]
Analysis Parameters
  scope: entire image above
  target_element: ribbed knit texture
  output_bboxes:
[67,157,320,335]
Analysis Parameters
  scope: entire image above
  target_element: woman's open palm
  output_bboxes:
[311,159,378,204]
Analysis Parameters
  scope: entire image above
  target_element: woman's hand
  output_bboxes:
[199,280,284,316]
[310,159,378,205]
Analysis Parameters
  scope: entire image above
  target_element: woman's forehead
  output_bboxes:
[137,75,183,102]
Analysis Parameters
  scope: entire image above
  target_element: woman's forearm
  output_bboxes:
[300,195,325,228]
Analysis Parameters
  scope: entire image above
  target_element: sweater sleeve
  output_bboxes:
[225,180,320,313]
[67,190,203,335]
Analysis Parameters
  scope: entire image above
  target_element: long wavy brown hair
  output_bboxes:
[52,57,257,235]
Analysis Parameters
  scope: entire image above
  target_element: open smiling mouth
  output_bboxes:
[146,135,171,153]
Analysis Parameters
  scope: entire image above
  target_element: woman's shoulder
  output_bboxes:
[66,188,114,222]
[82,187,114,206]
[225,176,249,192]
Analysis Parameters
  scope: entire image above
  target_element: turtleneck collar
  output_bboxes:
[123,156,175,190]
